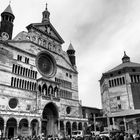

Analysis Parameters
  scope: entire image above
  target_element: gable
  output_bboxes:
[26,22,64,44]
[8,40,77,73]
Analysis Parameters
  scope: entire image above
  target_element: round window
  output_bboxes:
[9,98,18,109]
[66,106,71,114]
[36,51,56,78]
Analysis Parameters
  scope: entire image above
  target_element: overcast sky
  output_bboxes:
[1,0,140,109]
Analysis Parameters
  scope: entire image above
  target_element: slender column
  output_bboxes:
[58,119,60,132]
[64,121,66,137]
[17,122,19,136]
[29,123,32,136]
[112,117,115,129]
[132,75,135,83]
[136,75,138,83]
[38,120,42,135]
[57,119,60,138]
[18,66,21,75]
[94,114,96,132]
[3,122,6,138]
[107,115,110,135]
[123,117,127,132]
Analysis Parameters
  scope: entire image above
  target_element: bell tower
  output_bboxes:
[0,4,15,40]
[67,43,76,66]
[42,3,50,23]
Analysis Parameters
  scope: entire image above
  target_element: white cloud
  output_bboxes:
[1,0,140,108]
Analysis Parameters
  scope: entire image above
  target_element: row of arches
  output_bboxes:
[60,121,83,131]
[2,15,14,22]
[38,84,59,98]
[60,121,87,136]
[38,84,72,99]
[12,64,37,79]
[0,117,39,139]
[11,77,37,91]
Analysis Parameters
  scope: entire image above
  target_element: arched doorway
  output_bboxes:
[6,118,17,139]
[119,121,125,132]
[78,122,82,130]
[42,102,58,137]
[60,121,64,137]
[31,119,39,137]
[19,119,29,137]
[83,122,88,134]
[72,122,77,131]
[66,122,71,136]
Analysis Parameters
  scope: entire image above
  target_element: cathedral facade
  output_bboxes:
[0,4,87,138]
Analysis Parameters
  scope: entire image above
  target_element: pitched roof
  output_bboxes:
[26,22,64,44]
[106,61,140,73]
[3,4,14,15]
[68,43,75,51]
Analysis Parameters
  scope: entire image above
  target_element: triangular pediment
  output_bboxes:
[26,22,64,44]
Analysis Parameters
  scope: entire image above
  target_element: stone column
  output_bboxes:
[38,120,42,135]
[58,119,60,133]
[123,117,127,132]
[64,121,66,137]
[17,122,19,137]
[28,121,32,136]
[94,114,96,132]
[112,117,115,129]
[132,75,135,83]
[57,119,60,138]
[3,122,6,138]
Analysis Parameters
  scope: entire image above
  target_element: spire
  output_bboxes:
[3,4,14,16]
[42,2,50,23]
[45,3,48,10]
[67,43,76,66]
[0,4,15,40]
[68,43,75,51]
[122,51,130,63]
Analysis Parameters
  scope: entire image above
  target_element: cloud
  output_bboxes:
[75,0,140,107]
[1,0,140,108]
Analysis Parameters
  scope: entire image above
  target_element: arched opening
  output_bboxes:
[72,122,77,131]
[60,121,64,131]
[6,118,17,139]
[0,117,4,138]
[48,85,53,96]
[42,84,47,96]
[78,122,82,130]
[119,121,125,132]
[31,119,39,137]
[27,81,29,90]
[66,122,71,136]
[19,119,29,137]
[54,86,58,97]
[38,85,41,93]
[83,122,87,134]
[60,121,64,138]
[42,102,58,137]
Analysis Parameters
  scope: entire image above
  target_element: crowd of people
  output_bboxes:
[81,132,140,140]
[1,132,140,140]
